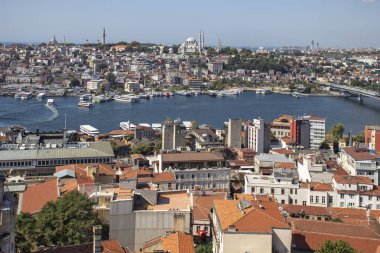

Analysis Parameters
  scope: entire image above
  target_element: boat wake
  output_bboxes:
[45,104,59,121]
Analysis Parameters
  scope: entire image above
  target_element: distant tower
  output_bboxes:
[217,39,222,53]
[202,30,205,49]
[102,28,106,45]
[316,42,320,49]
[311,40,315,50]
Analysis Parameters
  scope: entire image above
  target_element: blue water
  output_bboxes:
[0,92,379,134]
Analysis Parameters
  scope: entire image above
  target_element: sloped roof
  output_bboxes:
[20,178,59,214]
[162,232,195,253]
[33,240,126,253]
[213,194,288,233]
[193,194,225,220]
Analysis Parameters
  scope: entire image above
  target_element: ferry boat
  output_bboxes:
[78,101,94,108]
[80,125,99,136]
[78,94,94,107]
[114,95,132,103]
[36,93,46,99]
[120,121,136,130]
[20,92,33,100]
[46,99,57,111]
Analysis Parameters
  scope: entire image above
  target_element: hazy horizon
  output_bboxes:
[1,0,380,48]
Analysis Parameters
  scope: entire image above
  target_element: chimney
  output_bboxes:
[93,225,102,253]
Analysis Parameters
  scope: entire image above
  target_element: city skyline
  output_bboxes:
[1,0,380,48]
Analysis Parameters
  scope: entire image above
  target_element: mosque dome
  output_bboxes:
[186,37,196,43]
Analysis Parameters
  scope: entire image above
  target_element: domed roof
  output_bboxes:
[186,37,196,42]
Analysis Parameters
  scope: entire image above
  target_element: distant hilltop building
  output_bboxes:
[179,31,205,54]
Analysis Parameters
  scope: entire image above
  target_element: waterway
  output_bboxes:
[0,91,379,134]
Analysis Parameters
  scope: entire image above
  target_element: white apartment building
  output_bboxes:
[246,118,265,153]
[86,79,102,91]
[245,173,380,210]
[339,147,380,185]
[301,116,325,149]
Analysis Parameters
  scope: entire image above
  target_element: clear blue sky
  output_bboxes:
[1,0,380,47]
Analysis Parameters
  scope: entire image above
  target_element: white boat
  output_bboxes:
[46,99,57,111]
[139,93,151,99]
[114,95,132,103]
[217,91,226,97]
[20,92,32,100]
[120,121,136,130]
[14,93,21,99]
[78,94,94,107]
[291,92,301,98]
[37,93,46,99]
[80,125,99,136]
[78,101,94,108]
[256,88,272,94]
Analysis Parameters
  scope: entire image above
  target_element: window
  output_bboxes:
[281,188,285,194]
[329,196,333,203]
[205,227,208,231]
[340,202,344,207]
[369,196,372,201]
[310,196,314,203]
[295,199,298,204]
[302,201,307,206]
[349,194,355,198]
[340,194,344,199]
[168,183,172,188]
[197,226,201,231]
[377,204,380,210]
[322,196,326,204]
[271,188,275,194]
[251,187,255,193]
[316,196,319,203]
[290,189,293,194]
[260,188,264,194]
[295,189,297,194]
[281,200,285,204]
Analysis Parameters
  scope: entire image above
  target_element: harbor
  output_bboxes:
[1,91,380,134]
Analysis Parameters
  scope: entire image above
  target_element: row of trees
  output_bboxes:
[320,123,365,151]
[16,191,107,253]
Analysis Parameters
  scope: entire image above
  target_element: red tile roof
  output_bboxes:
[333,175,373,185]
[290,218,380,253]
[161,232,195,253]
[342,147,377,161]
[283,204,330,216]
[34,240,126,253]
[21,179,59,214]
[193,194,225,220]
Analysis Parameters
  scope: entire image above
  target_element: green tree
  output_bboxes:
[16,212,36,253]
[191,119,199,130]
[319,141,330,150]
[316,240,356,253]
[105,72,116,84]
[196,242,213,253]
[36,191,100,247]
[131,142,151,155]
[328,123,345,142]
[353,131,365,143]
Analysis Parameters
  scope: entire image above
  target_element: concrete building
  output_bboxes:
[271,115,293,139]
[226,119,241,149]
[0,175,16,253]
[162,120,186,151]
[338,146,380,185]
[303,116,326,149]
[290,118,310,149]
[191,129,222,150]
[365,125,380,153]
[155,152,229,191]
[124,81,141,92]
[207,62,223,74]
[109,190,192,252]
[212,194,291,253]
[86,79,102,91]
[245,119,265,154]
[0,142,115,177]
[184,79,203,90]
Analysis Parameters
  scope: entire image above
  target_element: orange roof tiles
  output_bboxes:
[161,232,195,253]
[21,178,59,214]
[193,194,225,220]
[161,152,224,162]
[333,175,373,185]
[213,194,288,233]
[299,182,333,192]
[283,204,330,216]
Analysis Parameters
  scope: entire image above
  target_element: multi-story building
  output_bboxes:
[245,173,380,210]
[162,120,186,151]
[365,125,380,153]
[109,190,192,252]
[124,81,141,92]
[226,119,241,149]
[207,62,223,74]
[245,118,267,154]
[339,146,380,184]
[0,175,16,253]
[290,118,310,149]
[86,79,102,91]
[191,129,222,150]
[271,115,293,139]
[0,142,115,177]
[212,194,291,253]
[302,116,326,149]
[155,152,229,191]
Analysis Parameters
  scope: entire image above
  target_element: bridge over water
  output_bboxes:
[328,84,380,101]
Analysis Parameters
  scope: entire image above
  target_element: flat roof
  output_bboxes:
[147,191,191,211]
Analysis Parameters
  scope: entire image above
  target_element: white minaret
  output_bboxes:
[202,30,205,49]
[102,28,106,45]
[199,30,202,53]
